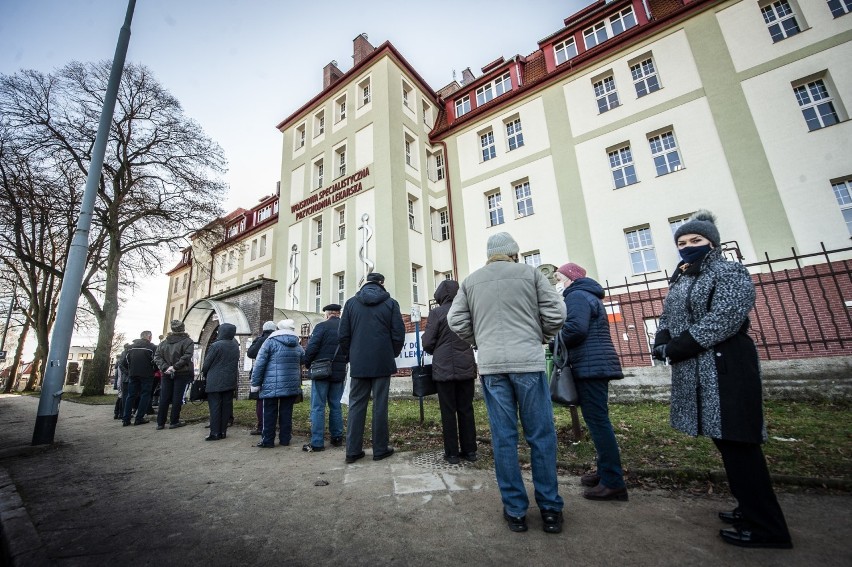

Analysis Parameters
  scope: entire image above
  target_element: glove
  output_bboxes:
[250,385,260,393]
[652,344,667,362]
[165,366,175,374]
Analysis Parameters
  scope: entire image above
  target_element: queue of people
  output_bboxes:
[113,209,790,549]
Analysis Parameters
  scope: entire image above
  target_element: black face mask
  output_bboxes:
[679,244,712,264]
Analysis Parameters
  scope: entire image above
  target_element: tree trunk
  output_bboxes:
[2,319,30,393]
[25,345,44,391]
[81,246,120,396]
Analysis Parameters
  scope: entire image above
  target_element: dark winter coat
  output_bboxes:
[201,323,240,393]
[304,316,347,382]
[421,280,476,382]
[246,329,273,360]
[121,338,157,379]
[559,277,623,381]
[338,282,405,378]
[250,330,304,398]
[654,248,765,444]
[154,332,195,379]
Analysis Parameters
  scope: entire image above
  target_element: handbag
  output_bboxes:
[550,334,578,406]
[189,377,207,404]
[412,364,437,397]
[309,346,338,381]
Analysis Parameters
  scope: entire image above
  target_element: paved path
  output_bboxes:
[0,394,849,566]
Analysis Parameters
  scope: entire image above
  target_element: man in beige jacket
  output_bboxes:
[448,232,566,535]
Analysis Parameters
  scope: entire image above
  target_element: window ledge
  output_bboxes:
[807,118,849,132]
[515,212,535,220]
[655,168,685,178]
[613,180,641,190]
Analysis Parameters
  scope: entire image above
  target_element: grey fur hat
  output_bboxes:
[673,209,721,247]
[170,319,185,333]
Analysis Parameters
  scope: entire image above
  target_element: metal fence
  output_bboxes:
[601,243,852,368]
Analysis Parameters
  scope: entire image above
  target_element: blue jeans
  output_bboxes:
[310,380,345,447]
[576,379,625,489]
[481,372,563,517]
[123,376,153,424]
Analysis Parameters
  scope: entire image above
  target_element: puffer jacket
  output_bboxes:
[654,248,764,443]
[154,332,195,379]
[560,277,623,381]
[121,338,157,378]
[448,257,566,375]
[338,282,405,378]
[421,280,476,382]
[201,323,240,393]
[250,330,304,398]
[304,316,347,382]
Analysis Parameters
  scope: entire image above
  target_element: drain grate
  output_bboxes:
[411,450,474,471]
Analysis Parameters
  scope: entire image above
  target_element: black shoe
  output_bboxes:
[250,428,262,436]
[541,510,564,534]
[204,435,219,441]
[219,432,227,439]
[302,444,325,452]
[330,436,343,447]
[719,527,792,549]
[503,510,528,533]
[256,441,275,448]
[169,422,185,429]
[583,483,628,501]
[113,415,121,420]
[460,451,478,462]
[581,472,601,487]
[446,454,460,465]
[718,508,744,524]
[122,421,131,427]
[373,448,395,461]
[156,425,165,430]
[228,417,234,427]
[345,451,366,464]
[133,418,150,426]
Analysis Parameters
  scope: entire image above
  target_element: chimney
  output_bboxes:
[353,33,375,67]
[460,67,476,86]
[323,60,344,89]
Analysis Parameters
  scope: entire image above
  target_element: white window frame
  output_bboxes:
[358,77,371,106]
[486,191,504,227]
[609,145,638,189]
[411,265,421,304]
[631,57,661,98]
[506,117,524,151]
[313,158,324,190]
[313,110,325,137]
[335,94,347,122]
[294,123,306,150]
[259,234,267,257]
[480,130,496,162]
[522,251,542,268]
[554,38,578,65]
[402,80,413,108]
[455,95,471,118]
[760,0,802,42]
[336,273,346,305]
[583,21,608,49]
[514,180,534,218]
[336,146,347,177]
[828,0,852,17]
[593,74,620,113]
[335,206,346,241]
[625,227,659,275]
[312,216,323,250]
[609,6,638,36]
[422,100,432,126]
[648,130,683,176]
[668,215,692,236]
[831,178,852,235]
[438,208,450,241]
[793,78,840,131]
[313,279,322,313]
[408,197,417,231]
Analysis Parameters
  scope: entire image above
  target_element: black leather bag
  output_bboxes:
[309,359,333,380]
[550,335,578,406]
[189,377,207,404]
[412,365,437,397]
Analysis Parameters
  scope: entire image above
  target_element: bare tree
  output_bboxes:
[0,61,227,395]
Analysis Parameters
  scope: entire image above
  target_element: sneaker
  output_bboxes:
[330,436,343,447]
[503,510,528,533]
[250,427,262,436]
[256,442,274,448]
[541,510,564,534]
[302,444,325,452]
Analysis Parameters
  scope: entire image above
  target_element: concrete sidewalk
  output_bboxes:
[0,394,849,566]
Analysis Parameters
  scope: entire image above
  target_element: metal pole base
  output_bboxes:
[32,414,59,446]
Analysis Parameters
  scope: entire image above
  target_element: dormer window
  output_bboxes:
[455,95,471,118]
[554,38,578,65]
[476,72,512,106]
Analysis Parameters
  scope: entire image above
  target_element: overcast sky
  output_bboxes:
[0,0,589,352]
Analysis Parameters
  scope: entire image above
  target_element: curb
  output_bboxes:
[0,467,54,567]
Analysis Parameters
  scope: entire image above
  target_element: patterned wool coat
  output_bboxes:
[654,248,766,444]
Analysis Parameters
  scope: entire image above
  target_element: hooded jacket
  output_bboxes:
[246,329,274,360]
[250,329,304,398]
[559,277,623,381]
[338,282,405,378]
[121,338,157,379]
[304,315,347,382]
[154,331,195,378]
[421,280,476,382]
[448,258,565,375]
[201,323,240,393]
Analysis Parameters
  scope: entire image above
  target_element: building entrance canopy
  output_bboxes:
[181,299,252,342]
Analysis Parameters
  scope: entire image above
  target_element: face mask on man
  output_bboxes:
[679,243,712,264]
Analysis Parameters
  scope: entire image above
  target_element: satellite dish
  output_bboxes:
[537,263,559,285]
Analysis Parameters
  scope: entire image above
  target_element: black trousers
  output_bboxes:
[207,390,234,437]
[157,374,190,427]
[435,379,477,457]
[713,438,790,540]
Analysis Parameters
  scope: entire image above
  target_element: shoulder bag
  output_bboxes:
[411,346,436,397]
[309,346,338,381]
[550,333,578,406]
[189,374,207,404]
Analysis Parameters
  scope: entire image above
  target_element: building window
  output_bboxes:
[219,254,226,274]
[480,130,496,161]
[251,239,258,261]
[794,79,840,131]
[594,75,620,113]
[631,58,660,98]
[523,251,542,267]
[648,130,682,176]
[669,215,692,235]
[405,134,418,167]
[335,206,345,241]
[476,82,493,107]
[336,146,346,177]
[831,178,852,235]
[761,0,801,42]
[506,118,524,151]
[173,278,179,293]
[435,271,453,286]
[228,250,235,270]
[422,101,432,126]
[487,191,504,227]
[476,72,511,107]
[181,273,188,289]
[314,110,325,137]
[313,279,322,313]
[295,124,306,149]
[554,38,578,65]
[411,265,420,304]
[312,216,323,250]
[256,203,274,223]
[170,306,175,321]
[610,6,638,36]
[438,208,450,241]
[314,158,324,189]
[583,21,608,49]
[828,0,852,17]
[609,145,638,188]
[402,80,412,108]
[335,95,347,122]
[336,273,346,305]
[514,181,534,218]
[408,198,417,230]
[428,151,445,182]
[358,77,371,106]
[259,234,267,257]
[625,227,659,274]
[455,95,471,118]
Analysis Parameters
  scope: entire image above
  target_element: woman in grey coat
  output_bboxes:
[653,210,791,549]
[202,323,240,441]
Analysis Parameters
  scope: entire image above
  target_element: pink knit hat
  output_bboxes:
[557,262,586,281]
